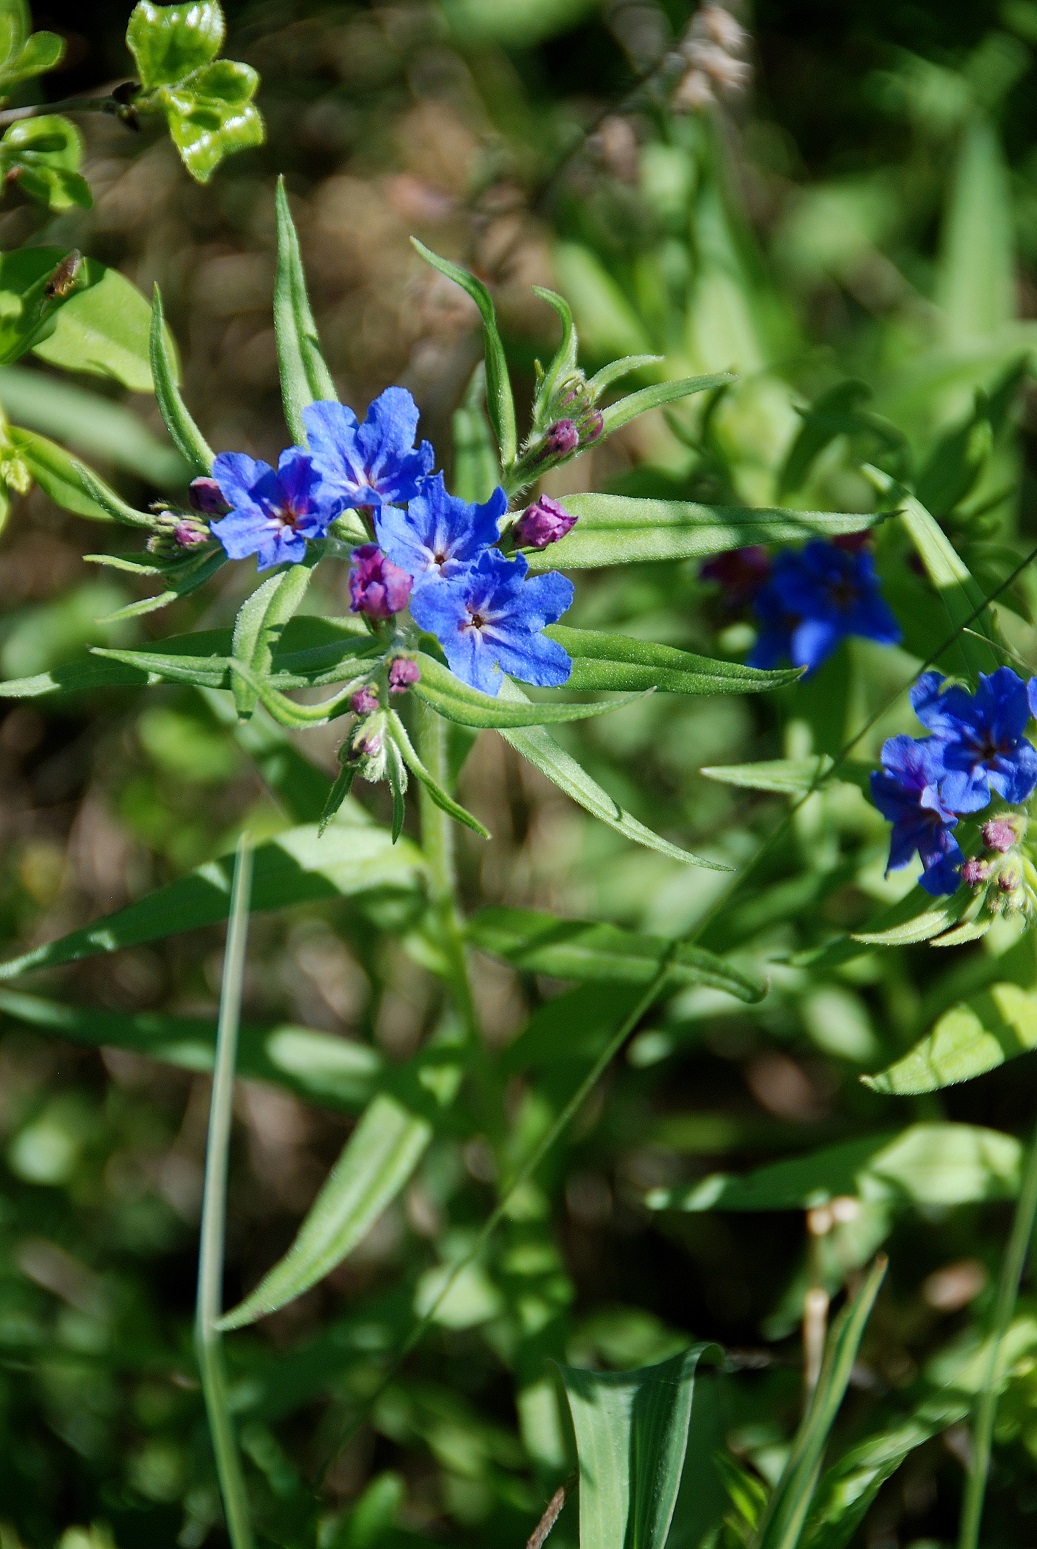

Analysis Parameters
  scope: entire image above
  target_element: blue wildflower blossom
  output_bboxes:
[912,668,1037,814]
[749,539,901,674]
[376,474,506,589]
[210,449,339,570]
[303,388,434,510]
[411,548,574,696]
[870,734,964,896]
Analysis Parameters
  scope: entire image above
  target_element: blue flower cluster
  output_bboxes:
[207,388,574,697]
[871,668,1037,895]
[748,539,901,674]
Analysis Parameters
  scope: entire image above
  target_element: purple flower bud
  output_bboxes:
[351,687,379,715]
[962,858,991,887]
[543,419,579,459]
[173,519,210,548]
[998,861,1022,893]
[348,543,413,620]
[578,409,604,445]
[513,495,577,550]
[356,729,383,759]
[189,476,230,516]
[982,818,1019,853]
[388,657,421,694]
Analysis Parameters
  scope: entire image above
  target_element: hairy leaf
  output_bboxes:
[150,286,213,474]
[548,626,802,696]
[275,177,337,443]
[865,983,1037,1095]
[412,649,641,728]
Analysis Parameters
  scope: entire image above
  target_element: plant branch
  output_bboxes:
[416,703,480,1044]
[195,834,255,1549]
[0,91,133,128]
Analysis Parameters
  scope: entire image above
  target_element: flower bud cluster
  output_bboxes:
[672,5,752,113]
[961,815,1037,921]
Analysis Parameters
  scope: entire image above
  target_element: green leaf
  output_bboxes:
[390,713,490,840]
[468,906,764,1002]
[753,1259,887,1549]
[0,988,381,1114]
[149,286,212,474]
[893,483,1001,676]
[91,546,228,622]
[936,117,1015,346]
[1,26,62,88]
[864,983,1037,1096]
[792,884,973,969]
[30,252,161,390]
[524,494,883,570]
[0,817,425,982]
[0,1,28,77]
[700,756,872,795]
[411,649,641,728]
[218,1064,456,1328]
[600,373,733,436]
[648,1124,1022,1213]
[126,0,223,90]
[549,626,802,696]
[412,239,517,467]
[500,716,722,869]
[777,381,906,498]
[0,116,90,211]
[231,557,318,718]
[161,59,264,185]
[7,427,112,519]
[558,1344,720,1549]
[0,369,186,484]
[531,284,577,433]
[274,177,337,444]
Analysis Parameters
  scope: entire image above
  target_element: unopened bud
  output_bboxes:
[388,657,420,694]
[542,419,579,459]
[349,543,413,620]
[173,518,210,548]
[189,476,230,516]
[514,495,577,550]
[351,686,379,715]
[982,817,1022,854]
[578,409,605,445]
[962,858,991,887]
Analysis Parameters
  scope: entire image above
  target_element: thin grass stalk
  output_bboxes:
[195,833,255,1549]
[957,1115,1037,1549]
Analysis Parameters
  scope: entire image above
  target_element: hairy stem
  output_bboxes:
[195,835,255,1549]
[0,93,128,127]
[416,705,479,1043]
[957,1115,1037,1549]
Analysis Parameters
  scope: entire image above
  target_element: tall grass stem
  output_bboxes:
[195,833,255,1549]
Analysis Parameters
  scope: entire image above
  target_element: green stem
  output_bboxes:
[957,1115,1037,1549]
[416,704,479,1043]
[195,835,255,1549]
[0,94,126,127]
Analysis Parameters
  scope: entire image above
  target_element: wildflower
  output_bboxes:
[210,449,339,570]
[700,545,770,611]
[749,539,901,674]
[348,544,413,620]
[303,389,434,510]
[912,669,1037,814]
[870,734,964,896]
[410,548,574,696]
[376,474,506,588]
[388,657,421,694]
[513,495,576,550]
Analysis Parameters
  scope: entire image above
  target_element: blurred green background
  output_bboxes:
[6,2,1037,1546]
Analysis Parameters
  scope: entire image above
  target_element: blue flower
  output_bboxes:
[749,540,901,674]
[410,548,574,696]
[210,449,339,570]
[303,388,434,510]
[870,734,964,896]
[376,474,506,588]
[911,668,1037,814]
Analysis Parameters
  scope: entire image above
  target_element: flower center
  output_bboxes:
[826,578,856,609]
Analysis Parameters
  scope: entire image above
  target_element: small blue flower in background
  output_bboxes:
[913,668,1037,814]
[376,474,506,588]
[749,539,901,674]
[411,548,574,696]
[871,734,964,896]
[210,449,339,570]
[304,388,434,510]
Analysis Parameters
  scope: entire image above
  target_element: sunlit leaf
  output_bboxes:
[865,983,1037,1095]
[549,626,802,696]
[274,177,337,444]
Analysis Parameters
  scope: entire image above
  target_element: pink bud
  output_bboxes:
[388,657,421,694]
[982,818,1018,854]
[189,477,230,516]
[514,495,576,550]
[351,687,379,715]
[962,858,991,887]
[173,519,209,548]
[543,419,579,458]
[349,544,413,620]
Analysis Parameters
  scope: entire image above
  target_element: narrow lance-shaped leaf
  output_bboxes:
[469,906,763,1003]
[498,681,728,869]
[0,819,425,983]
[412,649,644,729]
[7,427,111,520]
[451,363,500,503]
[150,285,214,475]
[548,625,802,696]
[600,372,733,436]
[389,713,490,840]
[752,1258,887,1549]
[558,1344,721,1549]
[274,177,337,444]
[0,986,381,1114]
[412,239,517,468]
[864,982,1037,1096]
[531,284,578,434]
[230,555,318,719]
[525,494,885,571]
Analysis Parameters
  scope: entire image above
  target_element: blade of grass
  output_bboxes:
[195,834,255,1549]
[958,1113,1037,1549]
